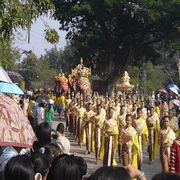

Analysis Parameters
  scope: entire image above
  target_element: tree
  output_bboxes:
[0,0,59,43]
[44,46,64,69]
[128,61,170,94]
[52,0,180,92]
[43,44,78,74]
[18,54,40,89]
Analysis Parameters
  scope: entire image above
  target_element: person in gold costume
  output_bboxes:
[68,98,74,133]
[77,57,84,75]
[133,108,148,170]
[146,107,160,164]
[131,103,137,119]
[168,109,179,137]
[59,73,68,83]
[141,100,147,120]
[77,100,86,147]
[73,98,79,140]
[122,99,128,112]
[118,105,127,162]
[101,102,107,118]
[92,96,97,113]
[159,116,176,172]
[93,104,105,164]
[118,105,127,128]
[104,96,109,111]
[83,103,95,155]
[127,99,132,113]
[114,99,120,120]
[65,93,72,130]
[121,114,139,168]
[102,107,119,166]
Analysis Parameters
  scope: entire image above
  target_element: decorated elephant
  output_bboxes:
[68,58,91,100]
[54,72,69,95]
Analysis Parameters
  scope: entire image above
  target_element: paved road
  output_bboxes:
[52,113,161,180]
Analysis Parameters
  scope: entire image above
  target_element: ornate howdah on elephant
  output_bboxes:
[68,58,91,100]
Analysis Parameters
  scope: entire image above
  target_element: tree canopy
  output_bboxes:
[0,0,59,43]
[52,0,180,92]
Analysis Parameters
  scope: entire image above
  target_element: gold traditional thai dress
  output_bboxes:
[65,98,72,130]
[118,113,127,127]
[141,107,147,120]
[102,118,119,166]
[169,116,179,137]
[94,113,105,160]
[146,112,160,160]
[118,113,127,161]
[127,104,132,114]
[104,102,109,111]
[68,102,74,133]
[73,103,79,139]
[77,107,86,144]
[114,104,120,120]
[159,127,176,172]
[131,110,137,119]
[121,126,139,168]
[101,108,107,118]
[133,117,148,167]
[83,109,95,152]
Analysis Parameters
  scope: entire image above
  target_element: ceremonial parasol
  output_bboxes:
[172,99,180,107]
[0,82,24,95]
[117,71,134,92]
[0,67,13,83]
[0,93,36,148]
[167,84,180,91]
[169,87,178,95]
[159,88,168,94]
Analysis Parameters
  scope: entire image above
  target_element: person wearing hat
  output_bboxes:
[45,99,55,128]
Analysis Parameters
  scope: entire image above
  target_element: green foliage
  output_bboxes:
[0,0,59,43]
[18,45,76,89]
[18,54,40,89]
[0,38,21,69]
[31,68,58,89]
[43,46,63,69]
[43,44,80,74]
[128,61,168,94]
[45,28,60,44]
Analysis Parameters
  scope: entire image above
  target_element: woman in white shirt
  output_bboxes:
[37,101,45,124]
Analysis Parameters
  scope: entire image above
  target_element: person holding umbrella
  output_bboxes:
[45,99,55,128]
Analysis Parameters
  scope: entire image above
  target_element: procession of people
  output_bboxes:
[1,59,180,180]
[23,58,180,175]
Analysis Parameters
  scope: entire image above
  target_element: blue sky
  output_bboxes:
[13,16,67,58]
